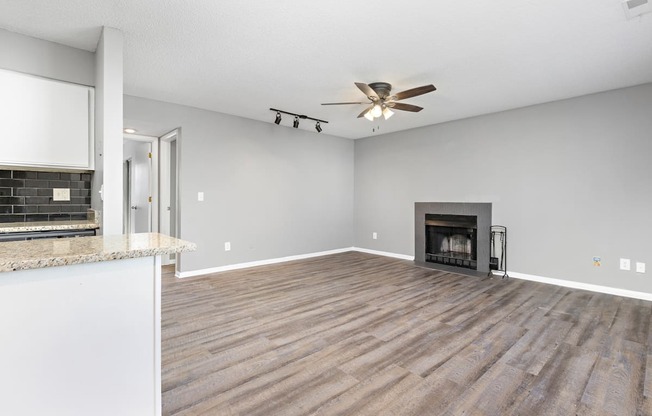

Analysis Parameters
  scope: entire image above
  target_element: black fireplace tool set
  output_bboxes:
[489,225,509,279]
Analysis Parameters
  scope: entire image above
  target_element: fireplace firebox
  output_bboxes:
[425,214,477,270]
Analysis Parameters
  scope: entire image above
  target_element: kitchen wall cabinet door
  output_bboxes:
[0,69,94,170]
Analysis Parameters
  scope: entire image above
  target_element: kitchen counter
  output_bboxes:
[0,232,195,272]
[0,232,196,416]
[0,219,100,233]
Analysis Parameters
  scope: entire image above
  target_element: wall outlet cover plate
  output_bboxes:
[52,188,70,201]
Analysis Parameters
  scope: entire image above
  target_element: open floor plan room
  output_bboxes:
[160,252,652,415]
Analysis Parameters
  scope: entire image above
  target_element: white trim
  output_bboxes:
[177,247,354,278]
[506,271,652,301]
[159,128,180,268]
[123,133,158,141]
[352,247,415,261]
[174,247,651,301]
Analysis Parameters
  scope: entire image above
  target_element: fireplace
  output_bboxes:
[415,202,492,274]
[425,214,477,270]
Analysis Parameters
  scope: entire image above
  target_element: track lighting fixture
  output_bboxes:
[269,108,328,133]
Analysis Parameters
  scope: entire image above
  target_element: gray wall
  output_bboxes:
[0,28,95,86]
[124,95,355,273]
[354,83,652,294]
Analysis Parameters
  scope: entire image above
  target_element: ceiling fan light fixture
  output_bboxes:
[274,112,282,125]
[363,110,375,121]
[371,104,383,118]
[382,107,394,120]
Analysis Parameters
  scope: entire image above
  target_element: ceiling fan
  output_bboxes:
[322,82,436,121]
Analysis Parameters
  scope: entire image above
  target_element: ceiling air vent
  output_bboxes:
[623,0,651,19]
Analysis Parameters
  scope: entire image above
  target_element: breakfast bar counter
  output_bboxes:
[0,232,195,272]
[0,233,196,416]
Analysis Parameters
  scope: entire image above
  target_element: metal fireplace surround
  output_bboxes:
[415,202,492,274]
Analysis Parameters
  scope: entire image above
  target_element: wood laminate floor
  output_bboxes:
[161,252,652,415]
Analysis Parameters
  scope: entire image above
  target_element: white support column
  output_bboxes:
[93,26,124,235]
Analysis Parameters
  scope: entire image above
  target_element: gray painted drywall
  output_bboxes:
[355,83,652,294]
[0,28,95,86]
[124,95,355,273]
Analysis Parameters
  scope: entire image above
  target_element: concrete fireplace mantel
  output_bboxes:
[415,202,492,273]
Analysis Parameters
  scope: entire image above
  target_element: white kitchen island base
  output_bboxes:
[0,255,163,416]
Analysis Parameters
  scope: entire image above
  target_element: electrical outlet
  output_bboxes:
[198,192,204,202]
[52,188,70,201]
[224,242,231,251]
[636,262,646,273]
[620,258,631,271]
[372,232,378,240]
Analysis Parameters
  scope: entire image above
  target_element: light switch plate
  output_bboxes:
[620,258,631,271]
[198,192,204,202]
[52,188,70,201]
[636,262,646,273]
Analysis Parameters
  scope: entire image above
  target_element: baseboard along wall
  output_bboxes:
[177,247,652,301]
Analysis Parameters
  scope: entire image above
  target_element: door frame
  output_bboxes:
[159,128,181,268]
[123,158,133,234]
[123,133,159,233]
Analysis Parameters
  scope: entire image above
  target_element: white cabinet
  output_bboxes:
[0,69,94,170]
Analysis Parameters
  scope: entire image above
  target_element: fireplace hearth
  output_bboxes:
[415,202,492,274]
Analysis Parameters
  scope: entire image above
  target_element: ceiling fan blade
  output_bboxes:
[392,84,436,101]
[357,106,373,118]
[355,82,379,101]
[389,102,423,112]
[321,102,365,105]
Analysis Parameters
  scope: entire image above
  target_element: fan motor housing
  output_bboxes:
[368,82,392,99]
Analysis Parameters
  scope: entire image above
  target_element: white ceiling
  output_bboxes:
[1,0,651,139]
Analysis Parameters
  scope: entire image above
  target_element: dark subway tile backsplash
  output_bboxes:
[12,171,38,179]
[37,172,60,180]
[0,169,92,223]
[0,179,25,188]
[24,179,49,188]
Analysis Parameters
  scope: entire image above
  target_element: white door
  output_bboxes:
[123,140,152,233]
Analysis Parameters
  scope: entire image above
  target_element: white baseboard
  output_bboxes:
[506,271,652,301]
[352,247,415,261]
[177,247,354,278]
[177,248,651,301]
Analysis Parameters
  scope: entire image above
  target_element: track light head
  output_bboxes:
[274,112,282,125]
[315,122,322,133]
[293,116,299,128]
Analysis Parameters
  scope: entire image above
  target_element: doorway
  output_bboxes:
[159,129,180,267]
[123,134,159,234]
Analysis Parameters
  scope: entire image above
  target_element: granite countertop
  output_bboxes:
[0,220,100,234]
[0,233,196,272]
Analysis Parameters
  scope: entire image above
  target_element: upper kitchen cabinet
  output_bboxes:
[0,69,94,170]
